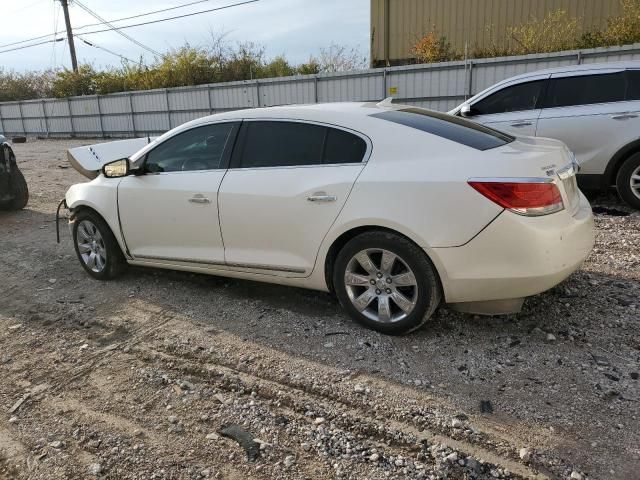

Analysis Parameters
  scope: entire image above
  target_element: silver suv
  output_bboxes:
[450,61,640,209]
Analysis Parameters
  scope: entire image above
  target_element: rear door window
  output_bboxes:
[371,108,513,151]
[234,121,368,168]
[626,70,640,100]
[472,80,546,115]
[236,121,325,168]
[542,72,627,108]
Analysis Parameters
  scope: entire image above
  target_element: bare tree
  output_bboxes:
[317,43,367,73]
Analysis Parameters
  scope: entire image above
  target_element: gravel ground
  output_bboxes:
[0,139,639,480]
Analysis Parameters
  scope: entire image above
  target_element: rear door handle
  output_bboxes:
[188,194,211,204]
[510,121,532,127]
[611,113,638,120]
[307,194,337,203]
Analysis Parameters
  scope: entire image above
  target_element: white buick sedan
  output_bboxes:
[63,101,594,334]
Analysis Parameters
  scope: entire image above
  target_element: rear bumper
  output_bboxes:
[432,193,594,304]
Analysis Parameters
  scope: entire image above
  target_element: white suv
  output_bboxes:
[450,61,640,209]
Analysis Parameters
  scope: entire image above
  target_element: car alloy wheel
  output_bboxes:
[344,248,418,323]
[76,219,107,273]
[630,165,640,201]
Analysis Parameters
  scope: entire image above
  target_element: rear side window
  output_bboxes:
[371,108,513,151]
[542,72,626,108]
[323,128,367,164]
[235,121,367,168]
[626,70,640,100]
[472,80,546,115]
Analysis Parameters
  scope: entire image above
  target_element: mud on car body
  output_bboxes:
[0,135,28,210]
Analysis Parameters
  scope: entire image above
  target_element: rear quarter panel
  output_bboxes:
[323,119,506,250]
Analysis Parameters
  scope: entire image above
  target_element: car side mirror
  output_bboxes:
[460,104,475,117]
[102,158,130,178]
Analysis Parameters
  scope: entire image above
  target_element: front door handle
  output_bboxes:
[611,113,639,120]
[188,194,211,204]
[510,121,532,128]
[307,194,337,203]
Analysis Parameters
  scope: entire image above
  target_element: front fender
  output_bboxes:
[65,177,127,253]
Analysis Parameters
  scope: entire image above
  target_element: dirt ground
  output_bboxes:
[0,139,639,480]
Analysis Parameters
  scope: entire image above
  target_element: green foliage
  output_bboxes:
[411,31,460,63]
[0,36,366,101]
[413,0,640,63]
[0,69,54,102]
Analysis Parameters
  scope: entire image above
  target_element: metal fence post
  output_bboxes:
[255,80,261,107]
[382,68,387,98]
[206,86,213,115]
[314,75,319,103]
[128,93,137,137]
[41,100,49,137]
[66,98,75,137]
[577,51,583,64]
[0,105,5,135]
[165,88,172,130]
[18,102,26,136]
[96,95,105,138]
[466,61,474,99]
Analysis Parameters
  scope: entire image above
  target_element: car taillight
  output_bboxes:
[468,180,564,216]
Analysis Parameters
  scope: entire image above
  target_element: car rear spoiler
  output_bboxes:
[67,137,156,179]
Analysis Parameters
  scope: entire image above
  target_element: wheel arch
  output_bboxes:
[68,201,128,257]
[604,138,640,187]
[322,224,445,295]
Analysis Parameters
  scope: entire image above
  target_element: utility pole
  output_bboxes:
[59,0,78,71]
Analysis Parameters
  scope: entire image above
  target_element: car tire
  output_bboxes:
[333,231,442,335]
[8,167,28,210]
[72,209,127,280]
[616,152,640,210]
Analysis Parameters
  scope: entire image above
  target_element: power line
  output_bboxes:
[0,38,64,55]
[73,0,161,58]
[69,0,260,36]
[51,1,62,68]
[0,0,220,50]
[75,35,139,64]
[0,33,56,50]
[0,0,259,54]
[75,0,217,31]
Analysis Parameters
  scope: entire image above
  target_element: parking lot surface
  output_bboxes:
[0,139,639,479]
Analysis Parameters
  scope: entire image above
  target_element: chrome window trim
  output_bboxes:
[468,176,555,184]
[234,117,373,169]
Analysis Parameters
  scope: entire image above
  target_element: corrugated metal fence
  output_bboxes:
[2,43,640,138]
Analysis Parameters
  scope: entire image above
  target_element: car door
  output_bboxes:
[218,120,369,276]
[536,69,637,176]
[118,122,239,264]
[465,75,549,136]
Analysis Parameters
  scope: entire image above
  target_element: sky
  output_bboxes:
[0,0,370,72]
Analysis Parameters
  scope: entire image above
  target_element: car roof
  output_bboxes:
[158,101,427,138]
[182,101,400,126]
[492,60,640,84]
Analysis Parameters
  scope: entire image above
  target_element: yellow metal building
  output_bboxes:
[371,0,623,66]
